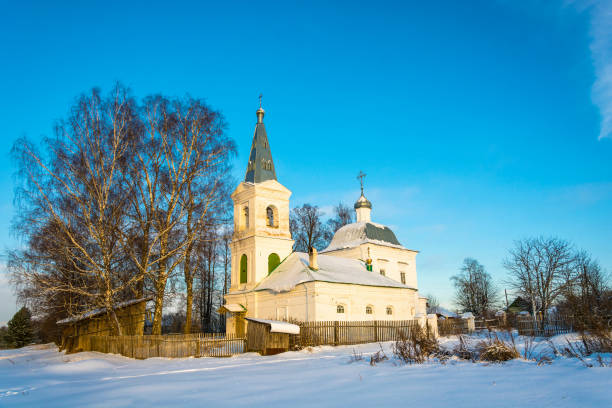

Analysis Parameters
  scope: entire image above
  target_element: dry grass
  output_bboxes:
[393,326,439,364]
[551,329,612,367]
[452,335,476,362]
[348,348,363,363]
[369,344,388,366]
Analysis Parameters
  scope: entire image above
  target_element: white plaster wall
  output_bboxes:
[225,281,421,330]
[229,180,294,292]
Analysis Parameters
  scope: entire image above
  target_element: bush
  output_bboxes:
[476,332,519,362]
[478,340,520,362]
[393,325,439,364]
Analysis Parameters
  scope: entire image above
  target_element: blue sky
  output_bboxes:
[1,0,611,322]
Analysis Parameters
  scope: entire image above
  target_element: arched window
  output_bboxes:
[240,254,248,284]
[365,305,373,315]
[386,306,393,316]
[268,253,280,274]
[337,305,345,314]
[266,205,278,227]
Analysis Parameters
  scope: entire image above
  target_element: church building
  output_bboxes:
[222,104,427,335]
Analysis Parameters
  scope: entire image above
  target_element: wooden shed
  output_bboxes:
[57,298,150,353]
[218,303,247,337]
[245,318,300,355]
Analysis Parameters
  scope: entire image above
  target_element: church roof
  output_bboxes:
[244,107,277,183]
[254,252,414,293]
[321,221,405,252]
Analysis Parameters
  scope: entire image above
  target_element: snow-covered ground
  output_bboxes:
[0,334,610,407]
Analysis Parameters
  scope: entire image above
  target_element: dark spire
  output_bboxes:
[244,99,277,183]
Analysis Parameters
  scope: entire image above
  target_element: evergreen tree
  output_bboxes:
[7,307,34,348]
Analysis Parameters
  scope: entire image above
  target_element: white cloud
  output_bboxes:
[554,181,612,205]
[569,0,612,139]
[0,269,17,323]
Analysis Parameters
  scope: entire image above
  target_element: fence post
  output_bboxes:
[334,321,339,346]
[374,321,378,342]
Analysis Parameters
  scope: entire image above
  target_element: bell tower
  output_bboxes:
[229,102,294,292]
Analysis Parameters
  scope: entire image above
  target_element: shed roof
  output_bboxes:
[56,298,151,325]
[218,303,247,314]
[245,318,300,334]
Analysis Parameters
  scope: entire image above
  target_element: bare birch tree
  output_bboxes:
[503,237,574,320]
[451,258,499,316]
[10,85,139,334]
[290,204,330,252]
[327,202,354,233]
[10,84,236,336]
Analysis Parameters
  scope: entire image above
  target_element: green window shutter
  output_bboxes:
[268,253,281,274]
[240,255,248,283]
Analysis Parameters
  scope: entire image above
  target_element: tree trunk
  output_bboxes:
[152,258,168,335]
[185,279,193,334]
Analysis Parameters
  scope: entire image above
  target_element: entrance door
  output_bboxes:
[235,313,246,337]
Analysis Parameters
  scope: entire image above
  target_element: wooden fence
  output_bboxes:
[437,318,472,336]
[474,318,504,331]
[289,320,422,348]
[516,316,573,337]
[84,333,245,359]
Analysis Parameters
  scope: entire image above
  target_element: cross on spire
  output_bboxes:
[357,171,366,195]
[259,93,263,108]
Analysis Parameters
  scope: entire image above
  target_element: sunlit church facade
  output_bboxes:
[221,105,427,335]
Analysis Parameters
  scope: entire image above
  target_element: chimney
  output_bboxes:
[308,247,319,270]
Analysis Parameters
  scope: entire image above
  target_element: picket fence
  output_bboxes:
[290,320,422,348]
[84,333,245,359]
[516,316,574,337]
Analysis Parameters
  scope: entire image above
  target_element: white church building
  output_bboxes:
[222,105,427,335]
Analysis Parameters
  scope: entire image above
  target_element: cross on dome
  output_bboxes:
[357,171,366,195]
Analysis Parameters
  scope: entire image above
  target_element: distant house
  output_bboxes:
[506,296,532,314]
[57,298,150,353]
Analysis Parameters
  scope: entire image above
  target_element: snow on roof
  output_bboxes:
[245,318,300,334]
[321,221,406,252]
[460,312,474,319]
[254,252,414,293]
[219,303,246,313]
[429,306,457,318]
[56,298,151,325]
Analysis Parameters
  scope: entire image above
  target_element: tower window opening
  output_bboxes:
[242,206,249,229]
[400,272,406,284]
[365,305,373,315]
[337,305,345,314]
[266,205,278,227]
